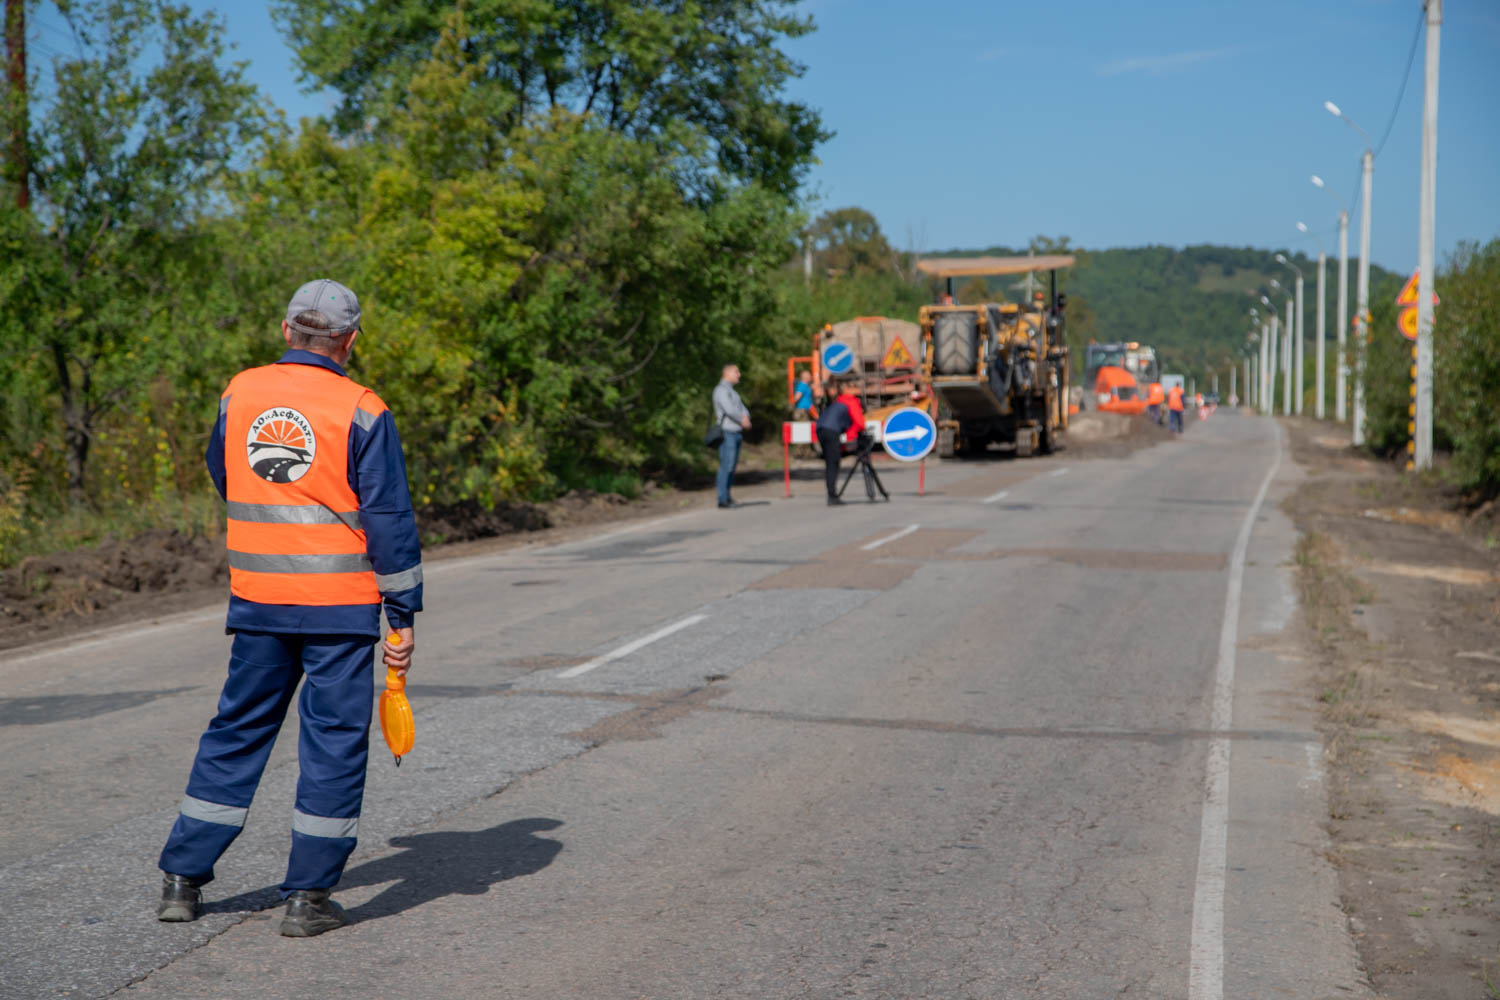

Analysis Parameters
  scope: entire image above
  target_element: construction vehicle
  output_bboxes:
[914,256,1072,458]
[785,315,931,432]
[1092,365,1148,416]
[1081,341,1159,408]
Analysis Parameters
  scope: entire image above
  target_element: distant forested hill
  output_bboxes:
[926,243,1401,378]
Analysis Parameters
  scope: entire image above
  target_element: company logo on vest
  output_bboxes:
[246,407,317,483]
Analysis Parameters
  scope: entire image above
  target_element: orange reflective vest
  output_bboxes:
[1167,386,1185,412]
[1147,383,1165,406]
[222,363,387,607]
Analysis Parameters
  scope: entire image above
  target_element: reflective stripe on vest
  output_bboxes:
[222,363,387,607]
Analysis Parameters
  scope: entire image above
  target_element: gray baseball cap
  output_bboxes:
[285,279,362,337]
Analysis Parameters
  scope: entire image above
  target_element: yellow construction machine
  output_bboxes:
[915,255,1073,458]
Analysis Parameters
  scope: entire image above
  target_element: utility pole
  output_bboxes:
[4,0,26,210]
[1283,297,1293,416]
[1260,325,1269,414]
[1315,252,1327,419]
[1294,273,1305,415]
[1414,0,1441,470]
[1353,149,1373,445]
[1335,211,1349,422]
[1267,318,1279,416]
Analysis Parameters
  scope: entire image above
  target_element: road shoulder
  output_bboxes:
[1283,417,1500,999]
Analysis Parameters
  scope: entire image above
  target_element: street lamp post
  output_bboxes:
[1326,100,1374,446]
[1311,177,1351,423]
[1275,254,1305,416]
[1263,290,1290,416]
[1414,0,1442,471]
[1284,296,1293,416]
[1298,223,1328,420]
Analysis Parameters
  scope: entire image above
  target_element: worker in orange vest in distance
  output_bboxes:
[1146,381,1165,424]
[1167,383,1185,435]
[157,279,422,938]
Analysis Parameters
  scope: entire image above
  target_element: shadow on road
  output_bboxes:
[339,817,565,922]
[201,817,565,920]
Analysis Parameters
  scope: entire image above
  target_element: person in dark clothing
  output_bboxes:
[815,379,866,505]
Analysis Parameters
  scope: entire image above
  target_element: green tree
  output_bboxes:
[807,206,897,278]
[269,0,828,197]
[0,0,265,504]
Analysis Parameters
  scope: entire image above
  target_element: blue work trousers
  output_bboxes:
[1169,408,1184,433]
[716,430,742,505]
[159,631,374,892]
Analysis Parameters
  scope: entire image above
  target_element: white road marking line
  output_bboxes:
[556,614,709,679]
[861,524,920,551]
[1187,422,1283,1000]
[1048,466,1071,477]
[980,489,1010,504]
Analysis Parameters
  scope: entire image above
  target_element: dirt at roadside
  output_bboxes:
[1283,417,1500,998]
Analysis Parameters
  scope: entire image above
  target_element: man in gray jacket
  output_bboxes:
[712,364,751,508]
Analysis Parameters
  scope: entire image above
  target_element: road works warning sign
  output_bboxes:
[1394,270,1439,342]
[882,337,914,368]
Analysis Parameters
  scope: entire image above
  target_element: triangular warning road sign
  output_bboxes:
[1396,270,1420,305]
[1395,269,1440,307]
[882,336,914,368]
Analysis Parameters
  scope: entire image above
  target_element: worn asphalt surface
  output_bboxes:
[1,412,1369,999]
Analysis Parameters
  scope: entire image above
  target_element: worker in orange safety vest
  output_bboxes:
[157,279,422,937]
[1167,383,1185,435]
[1146,381,1165,424]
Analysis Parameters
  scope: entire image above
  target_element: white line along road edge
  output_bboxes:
[981,489,1010,505]
[1187,423,1284,1000]
[556,614,709,679]
[861,524,920,551]
[1047,466,1071,478]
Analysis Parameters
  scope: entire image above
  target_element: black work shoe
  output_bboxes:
[826,496,844,506]
[279,889,348,938]
[157,874,204,922]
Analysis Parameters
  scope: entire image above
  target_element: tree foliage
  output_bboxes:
[0,0,266,505]
[269,0,828,197]
[1363,238,1500,499]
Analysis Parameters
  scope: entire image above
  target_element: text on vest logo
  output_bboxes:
[246,407,318,483]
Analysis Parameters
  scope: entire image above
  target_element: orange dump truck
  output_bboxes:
[1093,365,1147,415]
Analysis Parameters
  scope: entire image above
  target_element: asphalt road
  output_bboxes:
[0,413,1369,999]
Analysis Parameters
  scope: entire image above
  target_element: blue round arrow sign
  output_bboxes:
[881,407,937,462]
[821,342,854,375]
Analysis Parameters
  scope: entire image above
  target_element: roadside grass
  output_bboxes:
[3,491,223,569]
[1295,532,1379,728]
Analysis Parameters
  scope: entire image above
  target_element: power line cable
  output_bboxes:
[1372,3,1426,160]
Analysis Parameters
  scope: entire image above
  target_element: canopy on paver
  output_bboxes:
[915,255,1075,278]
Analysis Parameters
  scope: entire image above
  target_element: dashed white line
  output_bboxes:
[861,524,920,551]
[1187,423,1283,1000]
[981,489,1011,505]
[1048,466,1071,478]
[556,614,709,679]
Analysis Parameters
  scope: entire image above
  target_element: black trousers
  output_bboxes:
[817,428,844,497]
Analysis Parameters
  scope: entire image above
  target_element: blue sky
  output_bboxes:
[30,1,1500,272]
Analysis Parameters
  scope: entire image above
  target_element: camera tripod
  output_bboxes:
[837,432,890,502]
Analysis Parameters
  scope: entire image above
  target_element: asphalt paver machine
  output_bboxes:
[915,255,1073,458]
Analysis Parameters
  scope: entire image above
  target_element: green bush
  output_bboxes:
[1361,237,1500,499]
